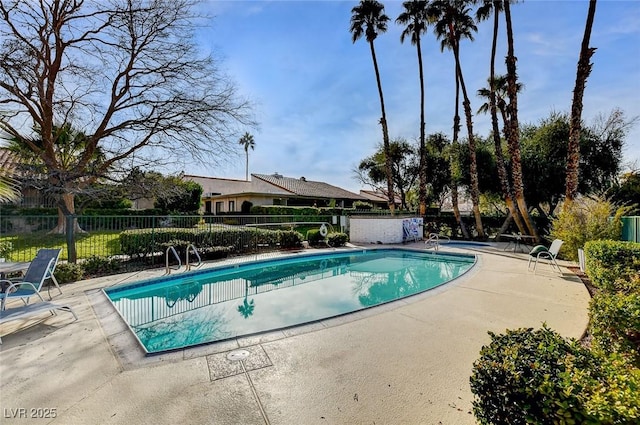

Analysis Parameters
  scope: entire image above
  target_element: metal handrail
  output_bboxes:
[165,246,181,275]
[424,233,450,251]
[185,244,202,271]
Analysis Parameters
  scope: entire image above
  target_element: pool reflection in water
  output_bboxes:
[105,249,475,353]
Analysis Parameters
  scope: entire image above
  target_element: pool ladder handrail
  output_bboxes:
[165,246,182,275]
[185,243,202,271]
[424,233,450,251]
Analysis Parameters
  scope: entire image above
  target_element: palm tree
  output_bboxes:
[428,0,484,238]
[565,0,597,203]
[351,0,396,213]
[503,0,538,240]
[477,74,526,234]
[0,171,20,203]
[397,0,430,216]
[238,132,255,181]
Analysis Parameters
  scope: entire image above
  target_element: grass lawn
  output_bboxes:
[1,230,122,262]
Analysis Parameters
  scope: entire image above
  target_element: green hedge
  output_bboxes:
[119,227,302,258]
[584,240,640,293]
[589,290,640,363]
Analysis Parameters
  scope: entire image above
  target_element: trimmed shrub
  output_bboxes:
[53,263,84,284]
[306,229,323,245]
[327,232,348,247]
[278,230,303,248]
[470,326,598,425]
[589,288,640,363]
[0,241,12,260]
[584,240,640,293]
[81,255,122,277]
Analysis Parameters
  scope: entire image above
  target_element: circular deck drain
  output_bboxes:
[226,349,250,361]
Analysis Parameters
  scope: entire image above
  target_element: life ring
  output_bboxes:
[319,223,328,237]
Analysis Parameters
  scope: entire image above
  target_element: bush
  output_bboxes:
[0,240,12,260]
[589,289,640,363]
[550,197,631,261]
[81,255,122,277]
[53,263,84,284]
[306,229,323,245]
[584,240,640,293]
[327,232,348,247]
[470,326,598,425]
[278,230,303,248]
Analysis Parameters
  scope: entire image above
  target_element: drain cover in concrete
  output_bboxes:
[227,349,250,361]
[207,345,273,381]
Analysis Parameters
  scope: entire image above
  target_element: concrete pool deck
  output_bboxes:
[0,242,590,424]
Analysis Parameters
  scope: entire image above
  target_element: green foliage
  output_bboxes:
[154,178,203,214]
[589,289,640,364]
[120,226,301,257]
[470,326,599,425]
[0,240,12,260]
[520,110,627,212]
[327,232,348,247]
[53,262,84,284]
[250,205,320,216]
[278,230,303,248]
[81,255,122,277]
[550,197,630,261]
[607,171,640,212]
[584,240,640,293]
[353,201,373,210]
[306,229,323,245]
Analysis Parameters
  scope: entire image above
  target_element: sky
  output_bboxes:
[180,0,640,194]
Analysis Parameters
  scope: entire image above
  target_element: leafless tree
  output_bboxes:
[0,0,255,257]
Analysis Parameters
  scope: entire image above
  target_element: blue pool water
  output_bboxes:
[105,249,475,353]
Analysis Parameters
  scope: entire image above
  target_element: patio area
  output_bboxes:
[0,242,590,425]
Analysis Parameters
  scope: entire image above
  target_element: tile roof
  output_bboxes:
[253,173,366,200]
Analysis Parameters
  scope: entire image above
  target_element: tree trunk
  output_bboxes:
[453,45,485,239]
[488,8,527,235]
[451,71,470,240]
[503,1,539,242]
[565,0,597,203]
[49,192,83,263]
[369,40,395,214]
[417,36,427,217]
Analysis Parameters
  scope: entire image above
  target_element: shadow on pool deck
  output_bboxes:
[0,241,590,425]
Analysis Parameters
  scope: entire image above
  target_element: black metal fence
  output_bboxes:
[0,214,340,269]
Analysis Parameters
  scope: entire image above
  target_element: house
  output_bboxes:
[358,190,401,209]
[0,148,56,208]
[184,173,367,214]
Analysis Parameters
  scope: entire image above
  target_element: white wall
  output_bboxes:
[350,217,405,244]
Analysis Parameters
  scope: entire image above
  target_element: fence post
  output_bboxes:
[66,214,77,263]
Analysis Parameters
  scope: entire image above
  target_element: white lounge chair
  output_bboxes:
[527,239,564,274]
[0,299,78,344]
[0,248,62,310]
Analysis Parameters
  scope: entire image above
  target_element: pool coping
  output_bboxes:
[92,246,482,369]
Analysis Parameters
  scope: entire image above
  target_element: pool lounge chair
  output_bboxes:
[0,248,63,310]
[0,298,78,344]
[527,239,564,274]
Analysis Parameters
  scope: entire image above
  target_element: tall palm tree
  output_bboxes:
[238,132,255,181]
[450,69,471,239]
[428,0,484,238]
[351,0,395,213]
[397,0,430,216]
[503,0,538,240]
[565,0,597,203]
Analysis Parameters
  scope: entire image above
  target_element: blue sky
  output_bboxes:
[183,0,640,193]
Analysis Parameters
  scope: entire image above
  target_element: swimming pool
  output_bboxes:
[104,248,476,353]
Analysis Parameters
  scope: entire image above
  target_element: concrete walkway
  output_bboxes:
[0,243,590,425]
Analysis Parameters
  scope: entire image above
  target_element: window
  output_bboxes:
[205,201,212,213]
[215,201,223,214]
[229,200,235,212]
